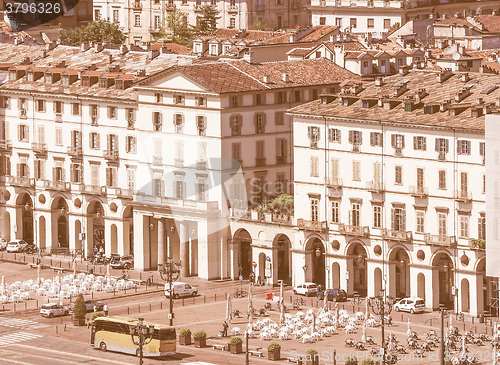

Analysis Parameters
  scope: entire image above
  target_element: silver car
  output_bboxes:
[40,303,69,317]
[6,239,28,253]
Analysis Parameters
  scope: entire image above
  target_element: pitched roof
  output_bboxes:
[473,15,500,33]
[289,70,493,132]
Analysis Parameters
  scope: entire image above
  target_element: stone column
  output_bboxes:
[179,221,189,277]
[133,211,148,270]
[158,218,165,267]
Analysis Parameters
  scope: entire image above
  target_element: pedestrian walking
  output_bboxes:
[222,320,228,337]
[93,304,98,313]
[103,304,109,316]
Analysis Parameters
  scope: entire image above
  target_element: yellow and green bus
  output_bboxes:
[90,316,176,357]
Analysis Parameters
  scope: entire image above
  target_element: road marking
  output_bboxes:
[0,332,42,346]
[12,344,136,365]
[0,317,49,330]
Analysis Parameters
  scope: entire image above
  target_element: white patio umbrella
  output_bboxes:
[248,284,253,324]
[279,281,285,326]
[362,321,367,342]
[106,263,111,285]
[365,298,369,321]
[37,264,41,285]
[72,258,77,279]
[226,293,233,323]
[388,333,395,352]
[461,335,466,353]
[407,318,412,336]
[335,302,339,327]
[58,271,63,305]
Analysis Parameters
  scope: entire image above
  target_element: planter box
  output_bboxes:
[230,343,242,354]
[268,350,280,360]
[194,336,206,348]
[179,334,192,345]
[73,316,86,326]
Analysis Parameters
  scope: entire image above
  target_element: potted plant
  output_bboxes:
[229,336,243,354]
[179,328,192,345]
[345,355,358,365]
[72,293,87,326]
[90,311,104,324]
[361,359,373,365]
[305,349,319,365]
[192,330,206,348]
[267,342,281,361]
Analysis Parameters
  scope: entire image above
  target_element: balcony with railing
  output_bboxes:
[44,180,70,191]
[327,177,343,188]
[382,229,412,242]
[174,158,184,168]
[297,219,327,231]
[454,190,472,202]
[7,176,34,187]
[437,151,446,161]
[67,146,83,157]
[91,115,98,126]
[109,187,134,199]
[103,149,119,162]
[79,184,107,195]
[152,156,162,166]
[132,1,142,9]
[31,142,47,154]
[228,4,238,12]
[424,234,456,247]
[196,160,207,170]
[256,157,266,167]
[0,139,12,152]
[19,108,27,119]
[468,238,485,250]
[409,185,428,197]
[366,180,384,193]
[338,223,369,237]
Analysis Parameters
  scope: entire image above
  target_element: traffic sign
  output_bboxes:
[252,261,257,267]
[239,275,243,281]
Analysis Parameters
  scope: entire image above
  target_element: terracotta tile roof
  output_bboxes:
[167,58,359,93]
[299,26,338,42]
[473,15,500,33]
[287,48,312,56]
[323,41,366,52]
[289,69,493,132]
[344,51,374,60]
[434,18,478,30]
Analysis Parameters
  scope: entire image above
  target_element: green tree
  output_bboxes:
[72,294,87,319]
[193,4,220,35]
[59,19,125,45]
[249,21,268,30]
[166,6,193,45]
[266,194,294,215]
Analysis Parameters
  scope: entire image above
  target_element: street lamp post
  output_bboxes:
[158,257,181,326]
[130,317,154,365]
[440,309,449,365]
[368,290,394,365]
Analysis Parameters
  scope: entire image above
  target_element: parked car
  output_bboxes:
[110,255,134,269]
[40,303,69,317]
[0,238,7,251]
[316,289,348,302]
[293,282,318,297]
[69,299,105,313]
[164,282,197,298]
[394,297,425,314]
[6,239,29,253]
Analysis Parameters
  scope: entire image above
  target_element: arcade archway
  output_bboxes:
[389,247,411,298]
[233,229,252,279]
[346,242,368,296]
[432,252,454,309]
[51,197,69,248]
[273,234,291,286]
[305,238,325,288]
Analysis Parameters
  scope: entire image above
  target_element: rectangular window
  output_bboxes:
[113,9,119,22]
[335,17,342,27]
[256,140,265,159]
[229,18,235,28]
[310,156,319,177]
[37,125,45,143]
[276,173,286,194]
[36,99,45,112]
[55,128,63,146]
[331,158,339,182]
[106,166,118,187]
[350,18,357,28]
[367,18,374,28]
[71,130,82,148]
[232,142,241,161]
[197,142,207,162]
[348,130,362,145]
[459,215,469,238]
[196,176,208,202]
[480,142,485,156]
[135,14,141,26]
[370,132,382,146]
[71,103,80,115]
[416,167,424,189]
[457,140,471,155]
[90,104,98,117]
[308,126,320,148]
[153,111,162,131]
[331,201,340,224]
[230,115,241,136]
[392,207,406,231]
[275,111,284,125]
[54,101,63,114]
[3,96,10,109]
[230,96,239,107]
[329,128,341,143]
[460,171,468,192]
[153,171,163,197]
[196,96,206,106]
[391,134,405,148]
[438,170,446,189]
[94,9,101,20]
[126,136,136,153]
[70,163,81,183]
[435,138,449,152]
[319,17,326,25]
[350,203,360,226]
[276,138,287,162]
[255,113,265,134]
[18,124,29,141]
[90,164,99,186]
[311,198,319,222]
[154,15,160,29]
[107,106,117,119]
[127,167,136,191]
[89,132,100,149]
[275,92,286,104]
[175,140,184,163]
[413,136,426,150]
[438,212,447,236]
[384,18,390,29]
[395,165,402,185]
[352,160,361,181]
[197,116,206,136]
[373,205,382,228]
[478,214,486,240]
[174,95,184,105]
[254,94,264,105]
[174,175,185,199]
[294,90,301,102]
[34,159,45,179]
[416,210,425,233]
[107,134,118,151]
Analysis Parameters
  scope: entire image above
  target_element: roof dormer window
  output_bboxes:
[62,75,69,86]
[99,78,107,88]
[115,79,123,90]
[9,70,16,81]
[27,72,33,82]
[45,73,52,84]
[82,76,90,87]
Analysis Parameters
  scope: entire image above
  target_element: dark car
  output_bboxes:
[316,289,347,302]
[69,299,104,313]
[110,255,134,269]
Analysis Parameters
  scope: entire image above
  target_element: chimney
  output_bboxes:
[378,97,384,107]
[477,97,484,105]
[148,49,160,59]
[437,68,453,83]
[282,73,289,82]
[57,60,66,68]
[46,42,57,51]
[263,75,270,83]
[94,42,103,52]
[459,45,466,55]
[121,45,129,55]
[440,99,451,112]
[462,73,470,82]
[399,66,409,75]
[496,97,500,107]
[81,43,90,52]
[136,69,146,77]
[375,77,384,86]
[42,50,48,58]
[289,34,294,43]
[108,54,113,63]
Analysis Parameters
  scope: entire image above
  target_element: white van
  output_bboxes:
[164,282,197,298]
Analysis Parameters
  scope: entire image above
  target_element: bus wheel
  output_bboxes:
[99,342,107,351]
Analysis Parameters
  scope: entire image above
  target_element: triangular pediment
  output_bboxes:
[136,68,212,92]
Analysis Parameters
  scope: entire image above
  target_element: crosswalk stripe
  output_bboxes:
[0,317,49,329]
[0,332,42,345]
